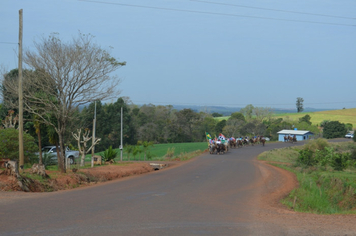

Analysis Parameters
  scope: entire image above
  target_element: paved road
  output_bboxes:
[0,140,344,236]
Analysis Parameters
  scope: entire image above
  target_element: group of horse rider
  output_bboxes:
[207,133,266,155]
[284,134,297,143]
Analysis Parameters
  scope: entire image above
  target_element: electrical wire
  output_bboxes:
[78,0,356,27]
[129,100,356,107]
[190,0,356,20]
[0,42,18,45]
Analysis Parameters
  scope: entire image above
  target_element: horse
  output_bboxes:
[216,143,224,154]
[237,140,243,148]
[209,143,216,154]
[260,136,266,146]
[229,139,236,148]
[249,138,255,146]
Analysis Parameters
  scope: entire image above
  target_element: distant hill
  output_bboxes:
[172,105,334,116]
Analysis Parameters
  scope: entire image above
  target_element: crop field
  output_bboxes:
[273,108,356,127]
[214,108,356,127]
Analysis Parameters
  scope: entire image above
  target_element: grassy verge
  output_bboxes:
[84,142,209,162]
[258,140,356,214]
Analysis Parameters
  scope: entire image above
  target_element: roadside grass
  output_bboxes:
[258,141,356,214]
[84,142,208,162]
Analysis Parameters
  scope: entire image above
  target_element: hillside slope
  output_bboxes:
[273,108,356,127]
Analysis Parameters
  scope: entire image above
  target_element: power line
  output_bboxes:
[78,0,356,27]
[0,42,18,45]
[129,100,356,107]
[190,0,356,20]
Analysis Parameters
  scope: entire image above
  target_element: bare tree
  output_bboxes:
[2,32,125,172]
[253,107,273,122]
[72,128,101,167]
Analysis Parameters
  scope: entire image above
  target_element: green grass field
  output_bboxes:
[84,142,209,162]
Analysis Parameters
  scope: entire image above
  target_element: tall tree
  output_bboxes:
[296,97,304,113]
[239,104,254,121]
[2,33,125,172]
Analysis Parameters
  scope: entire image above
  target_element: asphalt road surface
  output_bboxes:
[0,140,352,236]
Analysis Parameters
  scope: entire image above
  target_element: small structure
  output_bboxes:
[277,129,314,142]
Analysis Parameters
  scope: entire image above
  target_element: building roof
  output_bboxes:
[277,129,314,135]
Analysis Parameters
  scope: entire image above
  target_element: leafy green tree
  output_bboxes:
[345,123,353,132]
[296,97,304,113]
[230,112,245,122]
[239,104,254,120]
[0,128,37,162]
[320,120,330,128]
[323,121,347,139]
[138,141,154,161]
[124,145,134,161]
[132,145,140,161]
[299,114,312,125]
[80,98,135,152]
[215,119,227,134]
[212,112,223,117]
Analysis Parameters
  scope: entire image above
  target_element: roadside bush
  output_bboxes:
[304,138,329,152]
[297,149,316,167]
[100,146,118,162]
[0,128,38,162]
[165,147,175,159]
[331,152,350,171]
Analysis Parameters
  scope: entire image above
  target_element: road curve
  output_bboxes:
[1,140,355,236]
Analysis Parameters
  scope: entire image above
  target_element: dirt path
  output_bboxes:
[253,160,356,235]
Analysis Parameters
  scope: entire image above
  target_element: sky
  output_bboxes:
[1,0,356,110]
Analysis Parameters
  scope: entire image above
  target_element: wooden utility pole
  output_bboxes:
[18,9,24,172]
[91,101,96,167]
[120,107,123,161]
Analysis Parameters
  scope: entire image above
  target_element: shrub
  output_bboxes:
[100,146,118,162]
[331,152,350,171]
[165,147,175,159]
[0,128,38,162]
[304,138,329,152]
[323,121,347,139]
[297,149,316,167]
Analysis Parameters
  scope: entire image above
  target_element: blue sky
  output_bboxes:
[1,0,356,110]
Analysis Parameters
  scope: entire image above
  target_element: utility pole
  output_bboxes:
[18,9,24,172]
[120,107,123,161]
[91,101,97,167]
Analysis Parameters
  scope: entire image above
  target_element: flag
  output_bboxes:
[205,132,212,140]
[219,133,226,140]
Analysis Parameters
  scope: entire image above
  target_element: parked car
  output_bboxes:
[36,146,79,165]
[345,133,354,138]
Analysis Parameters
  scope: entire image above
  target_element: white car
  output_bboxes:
[36,146,79,164]
[345,133,354,138]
